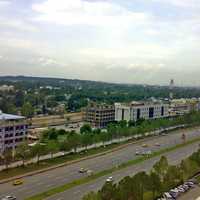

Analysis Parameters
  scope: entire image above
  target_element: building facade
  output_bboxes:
[115,101,169,122]
[85,104,115,128]
[0,112,28,154]
[169,98,200,116]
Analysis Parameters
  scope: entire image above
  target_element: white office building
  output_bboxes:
[0,111,28,154]
[115,101,169,122]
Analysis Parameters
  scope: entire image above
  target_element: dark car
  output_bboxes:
[1,196,17,200]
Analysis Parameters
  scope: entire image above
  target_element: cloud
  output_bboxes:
[0,18,39,32]
[150,0,200,8]
[32,0,149,26]
[0,0,10,7]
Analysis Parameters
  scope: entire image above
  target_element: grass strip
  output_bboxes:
[25,137,200,200]
[0,125,195,180]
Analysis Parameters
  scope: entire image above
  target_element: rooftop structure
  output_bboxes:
[85,103,115,128]
[0,111,28,154]
[115,101,169,122]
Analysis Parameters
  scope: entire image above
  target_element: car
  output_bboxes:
[87,170,93,176]
[142,144,148,148]
[106,176,113,183]
[155,143,161,146]
[163,192,174,200]
[182,184,189,191]
[177,186,185,193]
[135,150,141,155]
[140,150,152,156]
[79,168,88,173]
[13,179,23,186]
[1,196,17,200]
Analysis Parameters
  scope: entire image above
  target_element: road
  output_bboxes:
[47,141,200,200]
[0,127,200,199]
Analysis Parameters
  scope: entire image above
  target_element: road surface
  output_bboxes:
[0,127,200,199]
[47,141,200,200]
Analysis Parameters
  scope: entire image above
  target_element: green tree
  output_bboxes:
[153,156,169,182]
[67,132,81,153]
[118,176,135,200]
[16,142,31,167]
[80,124,92,134]
[83,192,100,200]
[30,143,47,165]
[149,172,162,199]
[47,140,59,158]
[21,102,34,118]
[81,132,93,150]
[99,182,118,200]
[2,149,13,171]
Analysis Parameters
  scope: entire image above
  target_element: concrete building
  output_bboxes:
[115,101,169,122]
[0,111,28,154]
[170,98,200,115]
[85,104,115,128]
[0,85,14,92]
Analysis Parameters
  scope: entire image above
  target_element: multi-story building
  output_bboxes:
[115,101,169,122]
[170,98,200,115]
[85,104,115,128]
[0,111,28,154]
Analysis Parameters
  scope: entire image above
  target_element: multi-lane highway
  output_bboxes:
[0,127,200,200]
[47,141,200,200]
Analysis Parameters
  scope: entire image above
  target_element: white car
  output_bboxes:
[106,176,113,183]
[1,196,17,200]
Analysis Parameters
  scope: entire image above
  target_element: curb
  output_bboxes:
[0,135,160,184]
[0,125,194,185]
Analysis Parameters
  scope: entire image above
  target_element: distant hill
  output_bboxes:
[0,75,200,100]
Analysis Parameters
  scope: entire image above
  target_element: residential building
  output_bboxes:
[115,101,169,122]
[85,104,115,128]
[0,111,28,154]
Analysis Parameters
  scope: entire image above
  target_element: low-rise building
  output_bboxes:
[0,85,14,92]
[85,104,115,128]
[0,111,28,154]
[170,98,200,115]
[115,101,169,122]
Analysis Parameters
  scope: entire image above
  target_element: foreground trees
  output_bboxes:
[83,148,200,200]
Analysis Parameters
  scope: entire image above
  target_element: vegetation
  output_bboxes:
[25,136,200,200]
[83,150,200,200]
[1,111,200,173]
[2,76,200,113]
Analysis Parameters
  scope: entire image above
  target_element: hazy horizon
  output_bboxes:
[0,0,200,86]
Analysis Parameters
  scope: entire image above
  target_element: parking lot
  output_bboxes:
[179,185,200,200]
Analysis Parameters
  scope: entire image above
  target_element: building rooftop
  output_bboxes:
[0,112,25,121]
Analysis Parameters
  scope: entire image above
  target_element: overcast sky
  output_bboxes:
[0,0,200,86]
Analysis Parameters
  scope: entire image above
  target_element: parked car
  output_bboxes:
[163,192,175,200]
[1,196,17,200]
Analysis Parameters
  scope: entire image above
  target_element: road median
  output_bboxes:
[25,136,200,200]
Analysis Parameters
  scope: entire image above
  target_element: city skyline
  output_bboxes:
[0,0,200,86]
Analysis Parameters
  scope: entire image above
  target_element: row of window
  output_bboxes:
[0,125,28,132]
[4,138,24,144]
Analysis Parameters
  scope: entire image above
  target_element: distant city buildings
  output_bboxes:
[115,101,169,122]
[85,103,115,128]
[169,98,200,116]
[0,85,14,92]
[0,111,28,154]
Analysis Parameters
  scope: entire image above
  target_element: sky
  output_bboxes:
[0,0,200,86]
